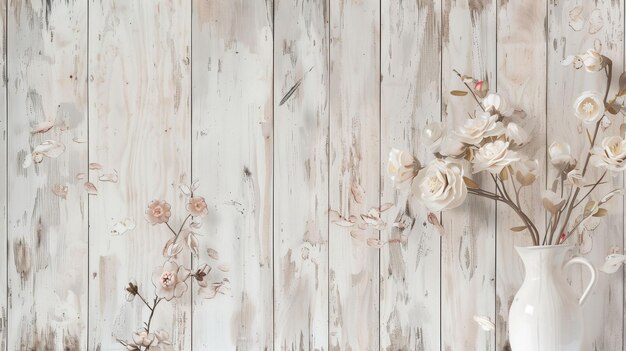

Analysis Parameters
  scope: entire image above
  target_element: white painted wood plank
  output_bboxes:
[191,1,274,349]
[547,1,624,349]
[0,0,6,348]
[7,0,88,349]
[441,0,497,349]
[380,0,440,350]
[328,0,380,349]
[274,0,329,349]
[495,1,547,349]
[88,1,191,349]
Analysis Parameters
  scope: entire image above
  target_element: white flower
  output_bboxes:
[549,141,575,168]
[541,190,566,214]
[562,49,606,72]
[472,140,520,174]
[591,136,626,172]
[152,261,189,301]
[133,328,155,347]
[439,134,467,157]
[505,122,529,146]
[125,279,138,302]
[411,158,467,212]
[574,91,605,124]
[421,122,444,152]
[483,93,514,117]
[515,158,538,186]
[387,149,420,189]
[566,169,585,187]
[455,112,504,145]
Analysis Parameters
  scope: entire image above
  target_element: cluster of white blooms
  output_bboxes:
[388,80,531,212]
[388,47,626,222]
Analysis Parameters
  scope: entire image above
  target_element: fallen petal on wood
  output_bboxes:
[99,171,119,183]
[84,182,98,195]
[34,140,65,158]
[110,218,136,235]
[599,254,626,274]
[207,248,220,260]
[473,316,495,331]
[30,121,54,134]
[52,184,68,199]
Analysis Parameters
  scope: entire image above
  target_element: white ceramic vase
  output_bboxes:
[508,245,597,351]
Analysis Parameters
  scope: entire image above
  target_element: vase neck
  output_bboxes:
[516,245,572,278]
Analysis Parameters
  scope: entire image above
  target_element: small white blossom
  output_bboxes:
[574,91,605,124]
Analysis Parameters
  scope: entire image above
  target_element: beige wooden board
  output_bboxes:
[441,0,497,349]
[495,0,547,348]
[7,0,88,349]
[328,0,380,349]
[274,0,329,349]
[0,0,6,348]
[1,1,625,350]
[191,0,274,349]
[88,0,192,349]
[547,0,624,349]
[380,0,441,350]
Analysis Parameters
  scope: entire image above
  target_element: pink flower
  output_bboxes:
[186,196,208,217]
[145,200,171,225]
[152,261,189,301]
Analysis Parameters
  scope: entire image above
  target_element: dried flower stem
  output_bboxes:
[469,182,540,245]
[545,61,612,245]
[145,296,163,333]
[453,69,486,112]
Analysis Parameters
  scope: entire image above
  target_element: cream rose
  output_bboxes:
[387,149,420,189]
[439,134,467,157]
[483,93,514,117]
[421,122,444,152]
[472,140,520,174]
[411,159,467,211]
[574,91,605,124]
[590,136,626,172]
[455,112,504,145]
[548,141,575,168]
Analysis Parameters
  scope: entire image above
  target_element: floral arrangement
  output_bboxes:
[388,48,625,246]
[117,182,228,350]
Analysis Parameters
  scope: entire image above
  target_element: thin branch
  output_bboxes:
[135,292,152,311]
[453,69,486,111]
[165,222,177,236]
[573,171,607,208]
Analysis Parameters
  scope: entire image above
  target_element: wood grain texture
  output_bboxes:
[1,2,626,350]
[0,0,5,348]
[191,0,274,349]
[547,1,624,349]
[328,0,380,350]
[88,1,191,349]
[380,0,441,350]
[7,0,88,349]
[495,1,547,349]
[441,0,497,350]
[274,0,329,350]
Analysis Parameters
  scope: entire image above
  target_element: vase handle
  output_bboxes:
[564,256,597,305]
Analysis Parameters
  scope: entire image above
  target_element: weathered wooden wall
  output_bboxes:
[1,0,625,350]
